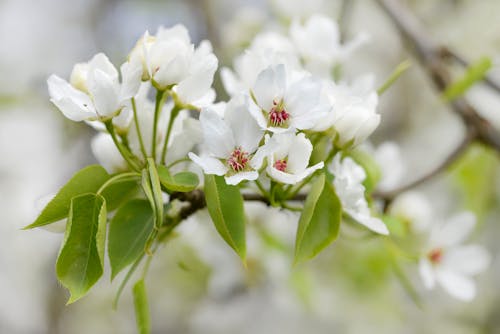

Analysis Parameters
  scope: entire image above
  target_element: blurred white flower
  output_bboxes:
[221,32,300,96]
[330,153,388,235]
[264,133,324,184]
[315,75,380,147]
[388,191,432,233]
[418,212,490,301]
[373,141,405,192]
[270,0,325,20]
[189,95,266,185]
[47,53,142,121]
[91,132,127,174]
[129,25,218,107]
[250,64,327,132]
[290,14,368,77]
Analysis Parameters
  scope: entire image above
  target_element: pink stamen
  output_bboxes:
[273,159,287,172]
[269,100,289,126]
[428,248,443,264]
[227,147,249,172]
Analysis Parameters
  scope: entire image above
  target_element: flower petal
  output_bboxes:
[419,258,436,289]
[199,108,235,159]
[442,245,491,276]
[87,69,120,118]
[188,153,227,176]
[225,171,259,185]
[286,133,313,174]
[252,64,286,110]
[225,95,263,154]
[47,75,96,121]
[436,269,476,301]
[431,212,476,248]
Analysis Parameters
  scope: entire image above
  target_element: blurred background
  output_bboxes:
[1,0,500,333]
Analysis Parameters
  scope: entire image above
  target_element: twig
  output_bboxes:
[374,129,475,200]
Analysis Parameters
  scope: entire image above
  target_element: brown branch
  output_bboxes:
[375,0,500,151]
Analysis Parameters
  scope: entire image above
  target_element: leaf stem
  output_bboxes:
[132,97,148,160]
[105,121,141,172]
[96,172,140,195]
[254,179,270,199]
[160,103,182,164]
[152,90,167,162]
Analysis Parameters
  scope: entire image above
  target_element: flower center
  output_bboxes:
[227,147,249,172]
[427,248,443,264]
[273,159,287,172]
[269,100,289,126]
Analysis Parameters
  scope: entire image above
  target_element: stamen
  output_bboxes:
[269,99,289,126]
[227,147,249,172]
[273,159,287,172]
[428,248,443,264]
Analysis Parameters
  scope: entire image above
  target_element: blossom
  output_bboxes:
[91,133,127,173]
[314,75,380,147]
[264,133,324,184]
[329,153,388,235]
[418,212,490,301]
[249,64,327,132]
[129,25,218,107]
[388,191,432,233]
[47,53,142,122]
[220,32,300,96]
[290,14,368,76]
[188,95,266,185]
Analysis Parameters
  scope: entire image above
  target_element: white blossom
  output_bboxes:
[264,133,324,184]
[330,153,388,235]
[129,25,218,107]
[250,64,327,132]
[47,53,142,122]
[418,212,490,301]
[91,132,127,174]
[388,191,432,233]
[189,95,266,185]
[290,14,368,76]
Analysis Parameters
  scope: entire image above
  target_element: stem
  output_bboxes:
[160,104,182,164]
[254,179,270,199]
[152,90,167,162]
[105,121,141,172]
[132,97,148,160]
[97,172,140,194]
[281,202,303,212]
[113,253,144,309]
[167,157,190,169]
[377,59,412,95]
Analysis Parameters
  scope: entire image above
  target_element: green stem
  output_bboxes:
[167,157,191,169]
[97,172,140,194]
[281,202,303,212]
[132,97,148,160]
[152,90,167,162]
[377,59,412,95]
[105,121,141,171]
[113,253,144,309]
[254,179,270,199]
[160,104,182,164]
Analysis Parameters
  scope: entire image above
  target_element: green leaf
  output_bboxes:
[294,172,342,264]
[25,165,109,229]
[443,56,492,101]
[157,165,199,193]
[56,193,107,304]
[133,279,151,334]
[101,178,139,211]
[204,174,246,261]
[109,200,154,280]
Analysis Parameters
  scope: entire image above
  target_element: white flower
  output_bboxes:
[373,141,405,192]
[315,75,380,147]
[91,132,127,173]
[220,32,300,96]
[264,133,324,184]
[188,95,266,185]
[329,153,388,235]
[290,14,368,76]
[250,64,327,132]
[418,212,490,301]
[47,53,142,122]
[388,191,432,233]
[129,25,218,107]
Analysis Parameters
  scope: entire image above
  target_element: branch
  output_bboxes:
[375,0,500,151]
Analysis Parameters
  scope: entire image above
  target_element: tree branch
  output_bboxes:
[375,0,500,151]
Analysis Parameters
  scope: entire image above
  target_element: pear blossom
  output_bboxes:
[188,95,266,185]
[388,191,432,233]
[220,32,300,96]
[373,141,405,192]
[129,25,218,107]
[250,64,327,132]
[47,53,142,122]
[314,75,380,147]
[264,133,324,184]
[330,153,389,235]
[418,212,490,301]
[290,14,368,76]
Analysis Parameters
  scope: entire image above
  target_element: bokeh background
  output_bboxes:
[1,0,500,333]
